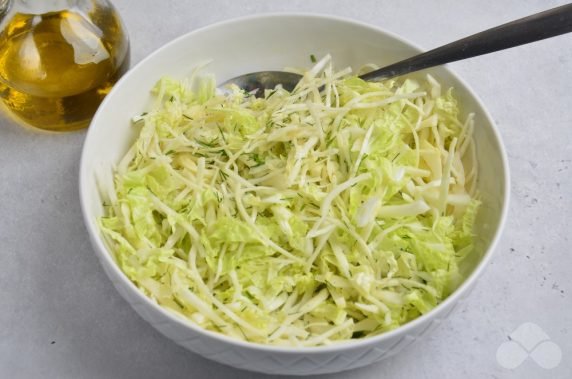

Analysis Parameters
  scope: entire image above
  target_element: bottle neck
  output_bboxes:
[11,0,83,14]
[0,0,10,15]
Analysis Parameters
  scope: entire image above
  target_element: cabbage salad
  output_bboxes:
[98,55,480,346]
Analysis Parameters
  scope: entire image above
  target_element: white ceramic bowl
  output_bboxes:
[80,14,509,376]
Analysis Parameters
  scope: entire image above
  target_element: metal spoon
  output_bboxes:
[222,4,572,93]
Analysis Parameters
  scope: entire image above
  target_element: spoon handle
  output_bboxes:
[360,3,572,81]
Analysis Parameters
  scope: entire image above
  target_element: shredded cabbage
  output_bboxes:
[98,55,480,346]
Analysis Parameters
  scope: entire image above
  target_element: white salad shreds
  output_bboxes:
[98,55,480,346]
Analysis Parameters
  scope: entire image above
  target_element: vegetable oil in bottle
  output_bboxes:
[0,1,129,131]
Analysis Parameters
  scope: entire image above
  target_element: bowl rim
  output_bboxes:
[80,12,511,354]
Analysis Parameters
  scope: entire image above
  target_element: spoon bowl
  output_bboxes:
[221,71,302,93]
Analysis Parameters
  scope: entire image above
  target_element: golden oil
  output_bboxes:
[0,6,129,131]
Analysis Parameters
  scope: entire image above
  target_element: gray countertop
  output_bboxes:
[1,1,571,378]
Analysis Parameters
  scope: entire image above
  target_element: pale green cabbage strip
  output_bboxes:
[98,55,480,346]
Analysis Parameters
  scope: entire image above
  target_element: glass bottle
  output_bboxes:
[0,0,129,131]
